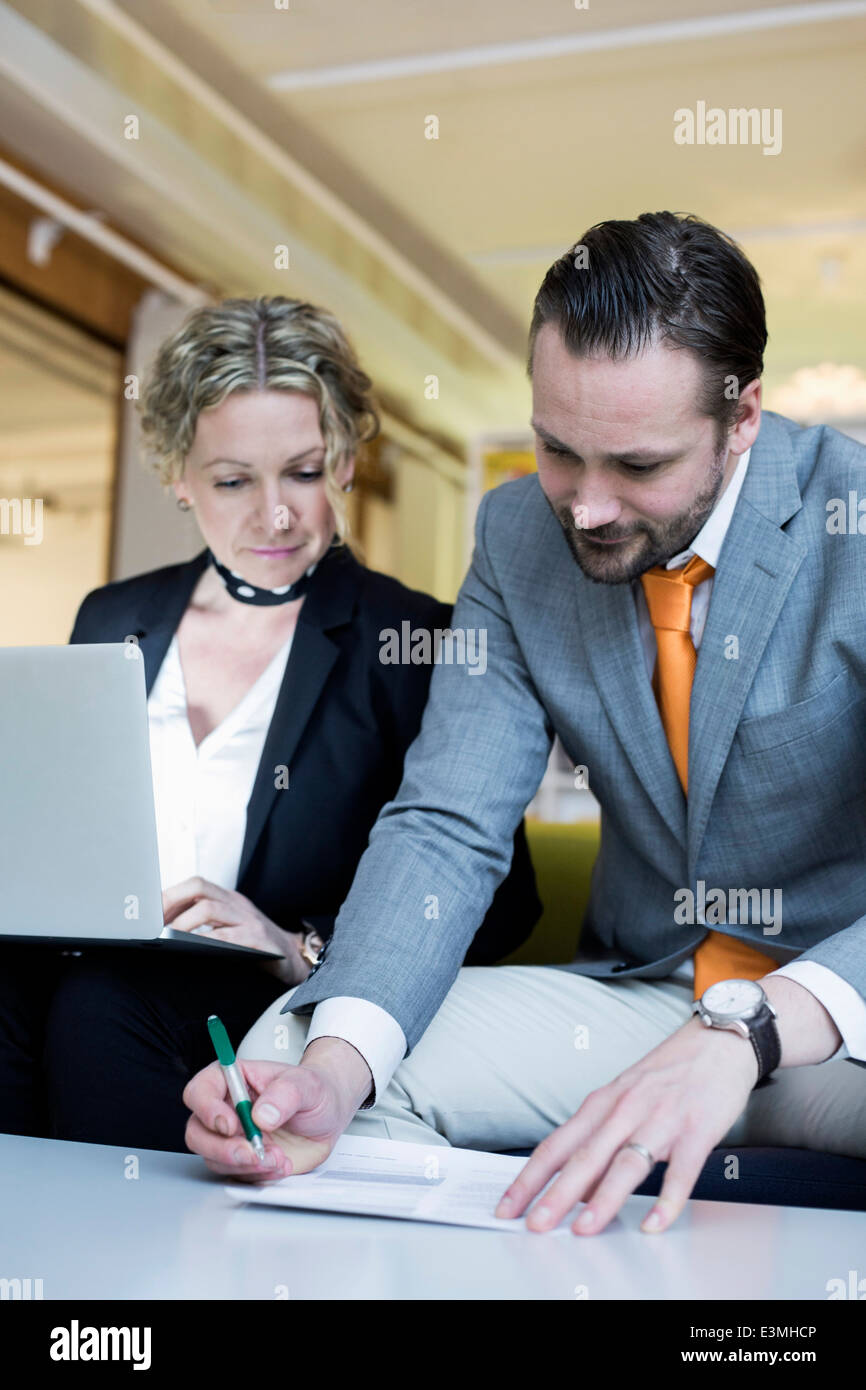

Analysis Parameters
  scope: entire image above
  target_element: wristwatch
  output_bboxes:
[298,925,325,970]
[692,978,781,1085]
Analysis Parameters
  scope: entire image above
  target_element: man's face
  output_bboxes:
[530,324,737,585]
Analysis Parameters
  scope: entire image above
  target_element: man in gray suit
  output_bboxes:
[185,212,866,1236]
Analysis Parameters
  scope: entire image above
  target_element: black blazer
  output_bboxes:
[68,545,541,963]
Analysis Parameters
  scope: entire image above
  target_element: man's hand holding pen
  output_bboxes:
[184,1038,374,1181]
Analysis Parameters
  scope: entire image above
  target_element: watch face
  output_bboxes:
[702,978,763,1019]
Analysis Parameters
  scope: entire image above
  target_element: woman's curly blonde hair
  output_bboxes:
[138,295,380,547]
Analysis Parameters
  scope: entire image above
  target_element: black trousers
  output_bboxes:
[0,945,290,1153]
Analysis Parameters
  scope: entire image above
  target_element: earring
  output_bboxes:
[177,498,192,511]
[343,481,354,493]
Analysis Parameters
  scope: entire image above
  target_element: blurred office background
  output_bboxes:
[1,0,865,817]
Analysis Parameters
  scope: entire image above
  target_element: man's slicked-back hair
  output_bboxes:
[527,211,767,433]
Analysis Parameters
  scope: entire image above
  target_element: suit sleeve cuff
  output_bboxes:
[771,961,866,1062]
[305,997,408,1109]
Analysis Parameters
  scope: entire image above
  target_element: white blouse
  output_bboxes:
[146,631,293,891]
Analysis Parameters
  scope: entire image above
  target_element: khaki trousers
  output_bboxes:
[239,966,866,1157]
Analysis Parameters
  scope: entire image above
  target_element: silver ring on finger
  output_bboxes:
[620,1141,655,1167]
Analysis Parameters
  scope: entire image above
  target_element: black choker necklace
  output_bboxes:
[207,543,336,606]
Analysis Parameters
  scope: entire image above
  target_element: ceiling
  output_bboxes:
[1,0,865,456]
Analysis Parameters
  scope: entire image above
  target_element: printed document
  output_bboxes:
[224,1133,578,1232]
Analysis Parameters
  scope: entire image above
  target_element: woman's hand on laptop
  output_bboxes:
[183,1041,373,1183]
[162,876,308,985]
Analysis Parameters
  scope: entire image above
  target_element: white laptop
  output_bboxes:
[0,643,280,958]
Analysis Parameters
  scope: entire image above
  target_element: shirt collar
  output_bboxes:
[664,446,751,571]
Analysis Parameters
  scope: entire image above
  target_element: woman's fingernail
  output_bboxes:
[642,1208,663,1231]
[497,1195,515,1215]
[233,1145,253,1164]
[576,1207,595,1230]
[214,1115,229,1136]
[260,1152,277,1168]
[255,1102,280,1127]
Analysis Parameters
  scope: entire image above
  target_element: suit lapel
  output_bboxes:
[128,550,210,695]
[236,547,359,885]
[686,416,806,870]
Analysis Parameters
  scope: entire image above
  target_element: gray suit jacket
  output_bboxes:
[285,411,866,1051]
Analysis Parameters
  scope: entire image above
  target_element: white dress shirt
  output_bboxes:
[148,632,294,891]
[307,444,866,1101]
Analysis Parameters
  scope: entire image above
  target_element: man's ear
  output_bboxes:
[729,378,762,455]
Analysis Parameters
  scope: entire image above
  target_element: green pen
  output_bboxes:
[207,1014,266,1163]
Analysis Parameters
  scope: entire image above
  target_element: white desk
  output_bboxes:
[2,1133,863,1300]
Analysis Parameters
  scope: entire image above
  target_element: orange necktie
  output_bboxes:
[640,554,777,997]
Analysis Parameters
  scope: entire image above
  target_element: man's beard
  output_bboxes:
[550,447,728,586]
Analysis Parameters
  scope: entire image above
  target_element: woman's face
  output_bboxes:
[176,388,354,590]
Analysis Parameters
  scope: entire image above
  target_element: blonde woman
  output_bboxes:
[0,296,540,1151]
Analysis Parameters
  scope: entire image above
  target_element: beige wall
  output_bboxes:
[391,450,466,604]
[0,286,119,644]
[0,508,109,645]
[111,289,202,582]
